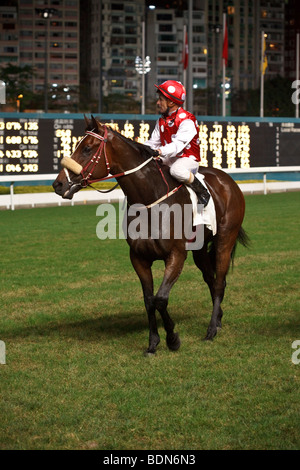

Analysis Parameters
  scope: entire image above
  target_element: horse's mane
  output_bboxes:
[110,127,155,160]
[85,117,155,161]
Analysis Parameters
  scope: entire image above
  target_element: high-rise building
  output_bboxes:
[260,0,285,79]
[0,0,80,109]
[0,0,294,115]
[146,3,207,114]
[0,2,18,67]
[204,0,286,113]
[206,0,260,92]
[89,0,145,108]
[284,0,300,81]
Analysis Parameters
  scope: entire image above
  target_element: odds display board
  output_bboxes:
[0,115,299,176]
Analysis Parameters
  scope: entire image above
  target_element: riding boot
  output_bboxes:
[188,177,210,207]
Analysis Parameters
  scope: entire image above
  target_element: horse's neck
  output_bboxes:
[112,148,175,207]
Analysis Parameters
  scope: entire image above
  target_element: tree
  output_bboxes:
[231,76,295,117]
[0,63,37,110]
[263,76,295,117]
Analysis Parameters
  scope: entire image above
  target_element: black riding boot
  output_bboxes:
[188,177,210,207]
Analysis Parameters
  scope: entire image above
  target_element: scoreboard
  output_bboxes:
[0,115,299,176]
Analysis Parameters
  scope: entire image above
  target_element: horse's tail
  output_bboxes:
[237,226,251,248]
[230,226,251,269]
[208,226,250,274]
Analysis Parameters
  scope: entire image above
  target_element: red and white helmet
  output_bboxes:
[155,80,186,105]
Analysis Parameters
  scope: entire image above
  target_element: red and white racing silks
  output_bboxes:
[145,107,200,164]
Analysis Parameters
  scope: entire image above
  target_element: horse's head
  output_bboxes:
[53,116,111,199]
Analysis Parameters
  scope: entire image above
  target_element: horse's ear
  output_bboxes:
[91,114,99,131]
[84,114,90,129]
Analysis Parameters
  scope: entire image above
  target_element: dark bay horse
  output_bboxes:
[53,116,249,354]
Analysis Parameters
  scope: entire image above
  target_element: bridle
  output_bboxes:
[62,125,153,190]
[61,124,182,207]
[62,126,109,190]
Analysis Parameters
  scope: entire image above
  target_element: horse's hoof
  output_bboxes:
[144,348,156,357]
[166,332,181,351]
[204,327,217,341]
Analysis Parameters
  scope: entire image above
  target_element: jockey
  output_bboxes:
[145,80,210,207]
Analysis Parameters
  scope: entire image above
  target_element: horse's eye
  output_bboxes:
[84,145,92,154]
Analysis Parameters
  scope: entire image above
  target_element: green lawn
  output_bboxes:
[0,192,299,450]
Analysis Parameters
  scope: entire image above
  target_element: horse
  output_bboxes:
[53,115,249,355]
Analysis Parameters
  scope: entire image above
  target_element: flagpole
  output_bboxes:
[222,12,226,117]
[141,20,145,115]
[187,0,193,112]
[260,30,265,118]
[296,32,299,118]
[183,24,187,95]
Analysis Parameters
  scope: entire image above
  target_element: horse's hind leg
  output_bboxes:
[205,231,238,340]
[155,249,187,351]
[192,240,223,329]
[130,249,160,355]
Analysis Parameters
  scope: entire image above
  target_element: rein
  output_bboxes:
[61,125,182,208]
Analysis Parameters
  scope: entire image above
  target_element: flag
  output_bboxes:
[183,31,188,70]
[222,19,228,66]
[262,36,268,75]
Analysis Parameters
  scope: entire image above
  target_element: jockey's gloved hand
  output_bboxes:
[143,145,160,158]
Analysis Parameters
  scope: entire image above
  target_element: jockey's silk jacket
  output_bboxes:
[145,107,200,162]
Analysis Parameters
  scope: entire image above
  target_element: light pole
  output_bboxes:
[35,8,58,113]
[135,21,151,115]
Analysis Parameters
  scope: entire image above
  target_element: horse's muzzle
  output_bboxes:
[52,177,81,199]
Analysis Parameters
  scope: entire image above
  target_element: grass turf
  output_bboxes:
[0,192,299,450]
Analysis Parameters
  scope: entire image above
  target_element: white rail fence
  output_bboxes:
[0,166,300,211]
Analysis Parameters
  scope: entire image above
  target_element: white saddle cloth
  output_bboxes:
[185,173,217,236]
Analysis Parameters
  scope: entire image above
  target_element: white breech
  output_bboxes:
[169,157,199,184]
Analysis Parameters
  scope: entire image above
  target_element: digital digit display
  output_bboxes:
[0,116,298,176]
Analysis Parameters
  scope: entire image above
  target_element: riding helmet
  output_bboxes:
[155,80,186,105]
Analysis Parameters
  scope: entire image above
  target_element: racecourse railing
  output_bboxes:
[0,166,300,210]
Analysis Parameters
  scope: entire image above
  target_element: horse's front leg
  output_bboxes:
[130,249,160,355]
[155,249,187,351]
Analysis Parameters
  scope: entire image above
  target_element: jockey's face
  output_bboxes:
[156,92,177,115]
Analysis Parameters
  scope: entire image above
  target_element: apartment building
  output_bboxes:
[89,0,145,105]
[0,4,18,66]
[284,0,300,80]
[0,0,294,114]
[260,0,285,80]
[145,4,207,113]
[0,0,80,108]
[206,0,285,89]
